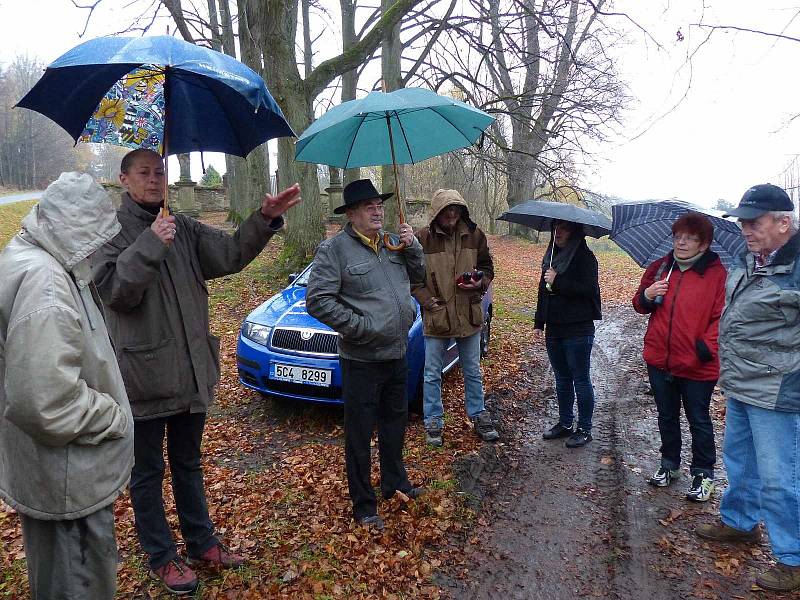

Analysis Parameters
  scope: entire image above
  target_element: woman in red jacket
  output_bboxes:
[632,212,726,502]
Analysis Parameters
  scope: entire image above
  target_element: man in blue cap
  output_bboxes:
[695,183,800,592]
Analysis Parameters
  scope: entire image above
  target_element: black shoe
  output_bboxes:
[565,428,592,448]
[383,486,426,501]
[358,515,385,530]
[543,422,573,440]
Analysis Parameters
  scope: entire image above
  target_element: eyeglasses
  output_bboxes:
[672,233,701,243]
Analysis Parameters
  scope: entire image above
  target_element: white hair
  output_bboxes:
[771,211,799,232]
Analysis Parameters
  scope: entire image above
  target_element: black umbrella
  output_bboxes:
[496,200,612,238]
[497,200,611,290]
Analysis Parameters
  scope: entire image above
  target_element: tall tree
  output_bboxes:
[250,0,425,269]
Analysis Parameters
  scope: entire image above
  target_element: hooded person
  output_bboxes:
[411,189,498,447]
[0,172,134,599]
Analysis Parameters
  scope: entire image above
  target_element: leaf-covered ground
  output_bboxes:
[0,209,644,599]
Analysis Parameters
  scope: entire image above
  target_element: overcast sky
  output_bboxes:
[2,0,800,207]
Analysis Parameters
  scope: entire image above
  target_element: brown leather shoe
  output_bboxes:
[187,542,246,568]
[151,558,199,595]
[695,520,761,544]
[756,563,800,592]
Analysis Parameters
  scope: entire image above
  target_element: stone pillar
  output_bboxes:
[326,166,344,221]
[173,180,199,216]
[177,153,192,183]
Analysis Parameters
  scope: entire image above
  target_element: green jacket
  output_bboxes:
[719,232,800,411]
[93,193,282,419]
[306,223,425,362]
[0,173,134,520]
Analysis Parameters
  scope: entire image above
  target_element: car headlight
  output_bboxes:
[242,321,272,346]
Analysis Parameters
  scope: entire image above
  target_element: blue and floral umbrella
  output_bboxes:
[17,35,294,158]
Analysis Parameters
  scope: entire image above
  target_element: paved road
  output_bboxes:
[0,191,41,206]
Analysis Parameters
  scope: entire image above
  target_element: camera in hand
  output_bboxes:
[459,270,484,285]
[653,294,664,305]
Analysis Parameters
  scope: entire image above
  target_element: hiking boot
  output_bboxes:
[755,563,800,592]
[358,515,385,530]
[425,426,443,447]
[472,411,499,442]
[187,541,245,568]
[695,520,762,544]
[543,422,573,440]
[686,474,715,502]
[648,467,680,487]
[151,558,199,596]
[565,428,592,448]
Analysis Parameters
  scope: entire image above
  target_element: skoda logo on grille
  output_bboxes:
[300,329,314,341]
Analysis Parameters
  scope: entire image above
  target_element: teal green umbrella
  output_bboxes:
[295,87,494,248]
[295,87,494,168]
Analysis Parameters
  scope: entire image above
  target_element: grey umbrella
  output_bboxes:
[496,200,612,238]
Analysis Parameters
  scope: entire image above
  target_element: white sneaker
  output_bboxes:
[686,474,715,502]
[648,467,679,487]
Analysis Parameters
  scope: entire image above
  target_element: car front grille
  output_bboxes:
[271,328,338,355]
[262,378,342,400]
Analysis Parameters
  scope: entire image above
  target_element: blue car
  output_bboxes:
[236,263,493,409]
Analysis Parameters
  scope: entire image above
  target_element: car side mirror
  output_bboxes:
[287,273,298,285]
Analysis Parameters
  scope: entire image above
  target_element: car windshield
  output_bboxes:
[293,264,313,286]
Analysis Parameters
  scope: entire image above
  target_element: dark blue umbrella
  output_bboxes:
[496,200,612,238]
[611,200,745,269]
[16,35,294,157]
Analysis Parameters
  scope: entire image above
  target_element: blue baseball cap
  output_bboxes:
[723,184,794,219]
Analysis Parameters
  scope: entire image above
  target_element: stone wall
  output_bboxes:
[101,182,228,213]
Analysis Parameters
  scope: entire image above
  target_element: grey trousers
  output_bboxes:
[20,504,117,600]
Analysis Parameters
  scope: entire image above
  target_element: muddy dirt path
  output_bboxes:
[439,305,788,600]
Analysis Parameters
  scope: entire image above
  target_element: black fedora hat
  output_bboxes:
[334,178,393,214]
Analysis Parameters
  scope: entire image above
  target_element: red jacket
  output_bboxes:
[632,251,726,381]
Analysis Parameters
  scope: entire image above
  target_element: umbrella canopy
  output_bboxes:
[294,87,495,168]
[610,200,746,269]
[16,35,294,157]
[496,200,612,238]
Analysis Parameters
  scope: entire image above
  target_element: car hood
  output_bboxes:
[245,285,333,331]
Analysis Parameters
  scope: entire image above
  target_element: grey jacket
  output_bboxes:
[93,193,282,419]
[306,224,425,361]
[719,232,800,411]
[0,173,134,520]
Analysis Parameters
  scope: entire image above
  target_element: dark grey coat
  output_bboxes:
[93,193,282,419]
[306,223,425,362]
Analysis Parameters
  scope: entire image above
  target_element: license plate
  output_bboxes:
[271,363,332,387]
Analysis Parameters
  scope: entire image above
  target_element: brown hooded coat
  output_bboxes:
[412,189,494,338]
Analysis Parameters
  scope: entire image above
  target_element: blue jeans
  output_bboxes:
[720,397,800,566]
[647,365,716,477]
[130,412,218,570]
[423,332,484,428]
[545,335,595,432]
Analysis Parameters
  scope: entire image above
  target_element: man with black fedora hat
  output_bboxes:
[307,178,426,530]
[696,183,800,592]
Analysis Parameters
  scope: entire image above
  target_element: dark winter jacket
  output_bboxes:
[633,250,726,382]
[412,192,494,338]
[93,193,283,420]
[719,232,800,411]
[534,237,601,335]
